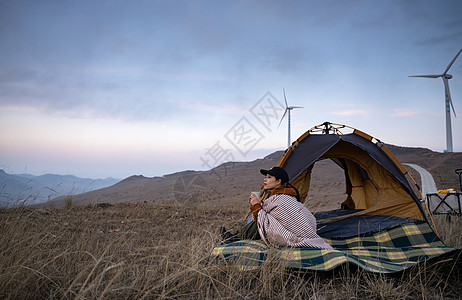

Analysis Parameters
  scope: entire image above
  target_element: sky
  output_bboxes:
[0,0,461,179]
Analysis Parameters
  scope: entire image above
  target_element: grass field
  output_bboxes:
[1,201,461,299]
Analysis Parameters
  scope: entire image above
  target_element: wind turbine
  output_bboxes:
[409,48,462,153]
[278,89,303,148]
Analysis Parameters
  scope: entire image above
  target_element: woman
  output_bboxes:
[247,167,333,250]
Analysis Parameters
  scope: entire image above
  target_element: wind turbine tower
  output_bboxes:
[409,48,462,153]
[278,89,303,148]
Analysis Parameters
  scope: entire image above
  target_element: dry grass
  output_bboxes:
[1,202,461,299]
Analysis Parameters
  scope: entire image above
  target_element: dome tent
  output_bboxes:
[272,122,430,238]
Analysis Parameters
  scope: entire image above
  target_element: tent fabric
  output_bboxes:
[212,222,456,273]
[274,127,426,222]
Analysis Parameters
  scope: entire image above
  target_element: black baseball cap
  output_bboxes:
[260,167,289,184]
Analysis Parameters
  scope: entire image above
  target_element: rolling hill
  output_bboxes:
[42,145,462,211]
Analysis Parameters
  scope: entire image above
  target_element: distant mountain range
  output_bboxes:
[0,170,120,207]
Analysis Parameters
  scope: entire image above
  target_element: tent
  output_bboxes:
[212,122,459,273]
[275,121,429,238]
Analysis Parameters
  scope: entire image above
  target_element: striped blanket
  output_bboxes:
[211,221,456,273]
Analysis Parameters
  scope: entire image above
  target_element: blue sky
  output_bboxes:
[0,0,461,179]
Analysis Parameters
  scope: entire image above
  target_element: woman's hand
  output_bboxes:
[249,192,260,206]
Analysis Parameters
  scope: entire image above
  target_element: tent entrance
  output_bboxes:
[302,157,380,215]
[304,159,346,213]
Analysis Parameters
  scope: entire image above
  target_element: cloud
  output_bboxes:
[331,110,368,117]
[351,7,395,30]
[0,68,40,83]
[175,100,247,116]
[414,31,462,47]
[0,67,124,113]
[261,46,310,73]
[109,36,139,55]
[391,108,421,117]
[0,65,243,124]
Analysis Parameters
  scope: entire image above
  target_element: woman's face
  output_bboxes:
[263,174,281,190]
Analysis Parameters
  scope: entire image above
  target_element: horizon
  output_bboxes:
[1,142,458,180]
[1,1,461,179]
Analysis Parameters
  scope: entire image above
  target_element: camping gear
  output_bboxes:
[274,122,427,223]
[426,168,462,216]
[456,168,462,192]
[212,122,459,272]
[427,192,461,215]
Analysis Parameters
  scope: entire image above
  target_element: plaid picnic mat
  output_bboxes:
[211,221,456,273]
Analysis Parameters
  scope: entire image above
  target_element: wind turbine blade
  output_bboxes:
[443,77,457,117]
[278,109,288,128]
[443,48,462,75]
[449,98,456,117]
[408,75,441,78]
[283,88,288,108]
